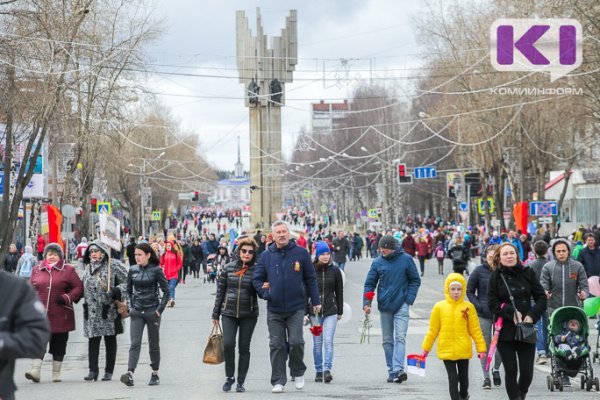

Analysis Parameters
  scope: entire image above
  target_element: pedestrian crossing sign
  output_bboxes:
[151,211,161,221]
[96,202,111,214]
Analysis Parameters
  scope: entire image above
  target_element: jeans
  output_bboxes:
[536,312,549,355]
[380,303,409,375]
[418,256,426,274]
[128,309,161,372]
[478,317,502,377]
[497,340,536,399]
[221,315,258,383]
[336,262,346,271]
[310,315,338,372]
[168,278,178,300]
[267,309,306,386]
[88,335,117,373]
[444,359,469,400]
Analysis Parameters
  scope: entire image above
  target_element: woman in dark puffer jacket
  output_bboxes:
[212,237,259,393]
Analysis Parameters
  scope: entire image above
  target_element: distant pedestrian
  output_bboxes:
[15,245,37,280]
[363,235,421,383]
[3,244,19,274]
[422,273,487,400]
[253,220,321,393]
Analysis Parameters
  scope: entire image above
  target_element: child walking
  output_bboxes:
[421,273,487,400]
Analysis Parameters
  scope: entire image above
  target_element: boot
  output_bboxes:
[520,392,527,400]
[52,361,63,382]
[25,359,43,383]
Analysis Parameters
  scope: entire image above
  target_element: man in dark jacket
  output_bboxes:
[253,221,321,393]
[0,271,50,400]
[363,235,421,384]
[126,237,137,266]
[401,231,416,257]
[527,240,551,364]
[332,231,350,270]
[577,233,600,278]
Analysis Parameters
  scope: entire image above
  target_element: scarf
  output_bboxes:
[233,264,249,277]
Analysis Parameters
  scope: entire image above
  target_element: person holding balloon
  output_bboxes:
[306,241,344,384]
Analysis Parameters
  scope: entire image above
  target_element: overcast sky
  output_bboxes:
[146,1,426,169]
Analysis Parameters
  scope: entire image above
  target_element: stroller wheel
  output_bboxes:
[587,377,593,391]
[581,376,586,390]
[558,377,564,391]
[547,375,554,391]
[594,377,599,391]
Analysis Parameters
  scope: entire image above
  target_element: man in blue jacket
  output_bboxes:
[363,235,421,384]
[253,220,321,393]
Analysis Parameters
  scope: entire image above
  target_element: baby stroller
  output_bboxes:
[546,306,599,392]
[204,254,217,284]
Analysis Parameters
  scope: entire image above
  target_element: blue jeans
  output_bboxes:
[168,278,178,300]
[536,311,549,355]
[380,303,409,376]
[310,315,338,372]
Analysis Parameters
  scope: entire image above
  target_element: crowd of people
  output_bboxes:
[2,219,600,400]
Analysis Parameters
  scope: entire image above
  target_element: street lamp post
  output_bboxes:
[130,151,165,238]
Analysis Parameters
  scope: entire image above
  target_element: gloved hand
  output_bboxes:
[477,352,487,360]
[56,296,66,306]
[108,288,122,301]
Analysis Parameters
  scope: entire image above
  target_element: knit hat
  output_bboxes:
[379,235,397,250]
[449,281,463,289]
[314,241,330,259]
[43,243,64,260]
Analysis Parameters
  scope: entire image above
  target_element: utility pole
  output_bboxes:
[140,162,145,238]
[518,112,525,202]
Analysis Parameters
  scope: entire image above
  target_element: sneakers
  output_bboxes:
[492,369,502,387]
[387,373,396,383]
[272,384,284,393]
[482,377,491,389]
[324,370,332,383]
[294,375,305,390]
[536,354,548,365]
[315,372,323,382]
[169,300,175,307]
[393,371,408,383]
[120,371,134,387]
[222,377,235,392]
[236,383,245,392]
[148,372,160,386]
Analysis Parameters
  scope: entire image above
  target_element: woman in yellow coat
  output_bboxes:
[421,273,487,400]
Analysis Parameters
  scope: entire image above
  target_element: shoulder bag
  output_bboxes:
[107,258,130,319]
[499,272,537,344]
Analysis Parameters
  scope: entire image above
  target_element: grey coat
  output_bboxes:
[541,258,589,316]
[82,240,127,338]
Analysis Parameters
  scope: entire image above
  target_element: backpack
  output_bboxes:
[435,248,445,259]
[19,257,35,278]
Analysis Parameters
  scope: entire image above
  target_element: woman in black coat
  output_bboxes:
[487,243,547,400]
[212,237,259,393]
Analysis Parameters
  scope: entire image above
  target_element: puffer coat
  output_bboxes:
[82,240,128,338]
[422,273,486,360]
[212,258,258,320]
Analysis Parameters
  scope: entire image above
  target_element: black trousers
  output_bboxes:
[443,359,469,400]
[88,335,117,373]
[221,315,258,384]
[497,340,536,399]
[48,332,69,361]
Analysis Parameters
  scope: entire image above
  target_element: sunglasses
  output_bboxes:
[240,249,255,255]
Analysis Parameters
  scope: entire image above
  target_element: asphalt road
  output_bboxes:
[13,256,600,399]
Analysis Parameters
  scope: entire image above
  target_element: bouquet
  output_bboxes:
[309,324,323,336]
[360,291,375,344]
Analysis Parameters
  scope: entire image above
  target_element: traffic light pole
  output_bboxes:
[140,163,145,238]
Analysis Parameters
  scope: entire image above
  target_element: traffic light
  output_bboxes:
[192,191,199,201]
[90,198,97,212]
[397,163,413,184]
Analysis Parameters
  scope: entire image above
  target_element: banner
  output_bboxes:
[99,213,122,251]
[47,204,64,250]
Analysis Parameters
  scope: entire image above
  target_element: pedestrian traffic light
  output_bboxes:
[397,163,413,184]
[90,198,97,212]
[192,191,199,201]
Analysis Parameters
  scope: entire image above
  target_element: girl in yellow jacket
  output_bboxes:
[421,273,487,400]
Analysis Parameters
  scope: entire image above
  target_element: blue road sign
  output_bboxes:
[529,201,558,216]
[414,166,437,179]
[458,201,468,211]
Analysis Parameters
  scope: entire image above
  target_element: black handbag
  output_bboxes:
[499,273,538,344]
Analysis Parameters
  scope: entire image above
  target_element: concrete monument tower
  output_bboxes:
[236,8,297,228]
